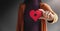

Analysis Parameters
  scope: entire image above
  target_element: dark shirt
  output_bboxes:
[24,0,41,31]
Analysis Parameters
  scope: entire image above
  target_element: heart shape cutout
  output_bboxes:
[29,9,42,22]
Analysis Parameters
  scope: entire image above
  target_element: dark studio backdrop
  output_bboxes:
[0,0,60,31]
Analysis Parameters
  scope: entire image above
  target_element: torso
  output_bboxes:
[24,1,41,31]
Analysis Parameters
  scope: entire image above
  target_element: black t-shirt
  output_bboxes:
[24,3,41,31]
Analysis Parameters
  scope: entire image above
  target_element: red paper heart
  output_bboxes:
[29,9,42,22]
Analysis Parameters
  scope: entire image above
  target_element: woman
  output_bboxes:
[16,0,58,31]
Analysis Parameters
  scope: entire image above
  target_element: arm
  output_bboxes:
[40,3,58,24]
[16,3,25,31]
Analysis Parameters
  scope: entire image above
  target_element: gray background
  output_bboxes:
[0,0,60,31]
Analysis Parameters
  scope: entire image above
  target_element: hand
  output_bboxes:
[43,13,48,19]
[43,11,54,20]
[47,12,54,20]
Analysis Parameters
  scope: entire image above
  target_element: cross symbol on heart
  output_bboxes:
[29,9,42,22]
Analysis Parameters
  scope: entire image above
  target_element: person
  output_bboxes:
[16,0,58,31]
